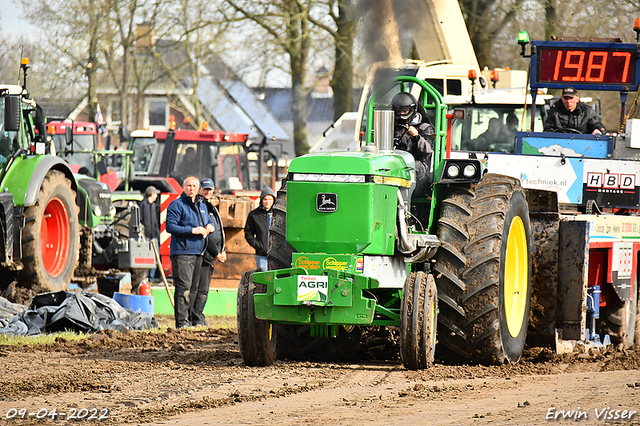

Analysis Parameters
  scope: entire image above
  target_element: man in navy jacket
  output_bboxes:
[166,175,214,328]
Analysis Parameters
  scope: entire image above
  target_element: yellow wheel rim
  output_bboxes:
[504,216,528,338]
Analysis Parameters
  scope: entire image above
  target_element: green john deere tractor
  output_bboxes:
[237,76,531,369]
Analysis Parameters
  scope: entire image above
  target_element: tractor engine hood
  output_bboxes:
[286,151,413,256]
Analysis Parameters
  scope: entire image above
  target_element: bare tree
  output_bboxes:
[17,0,107,118]
[311,0,357,121]
[225,0,314,156]
[458,0,525,69]
[100,0,163,130]
[157,0,237,130]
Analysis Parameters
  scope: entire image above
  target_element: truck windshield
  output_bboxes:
[129,136,157,174]
[51,134,97,175]
[51,134,95,153]
[452,105,546,153]
[171,142,249,191]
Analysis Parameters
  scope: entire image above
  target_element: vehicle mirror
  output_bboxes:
[4,95,21,132]
[65,125,73,145]
[127,161,134,184]
[119,125,130,142]
[453,109,466,120]
[97,156,108,175]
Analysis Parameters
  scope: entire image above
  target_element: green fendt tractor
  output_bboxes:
[237,75,530,369]
[0,59,154,302]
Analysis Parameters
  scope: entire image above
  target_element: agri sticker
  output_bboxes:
[297,275,329,302]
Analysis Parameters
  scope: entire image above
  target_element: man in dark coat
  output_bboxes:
[139,186,160,281]
[392,92,435,182]
[166,175,214,328]
[190,178,226,326]
[244,186,276,271]
[544,86,605,135]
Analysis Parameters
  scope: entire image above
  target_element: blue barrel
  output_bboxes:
[113,292,154,316]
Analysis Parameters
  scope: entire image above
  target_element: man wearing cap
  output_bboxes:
[139,186,161,281]
[544,87,605,135]
[244,186,276,271]
[189,178,227,326]
[166,175,215,328]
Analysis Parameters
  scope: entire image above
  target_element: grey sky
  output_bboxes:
[0,0,36,37]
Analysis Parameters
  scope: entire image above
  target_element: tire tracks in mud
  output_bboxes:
[2,328,640,425]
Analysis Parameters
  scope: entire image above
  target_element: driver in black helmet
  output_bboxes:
[543,86,605,135]
[392,92,435,182]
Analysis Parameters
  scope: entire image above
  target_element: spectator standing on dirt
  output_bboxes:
[244,187,276,271]
[166,175,214,328]
[139,186,161,282]
[544,86,605,135]
[190,178,227,326]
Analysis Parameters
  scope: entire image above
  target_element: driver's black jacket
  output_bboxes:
[544,101,605,134]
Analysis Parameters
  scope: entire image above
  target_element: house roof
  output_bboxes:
[256,88,363,123]
[93,39,291,148]
[39,99,83,121]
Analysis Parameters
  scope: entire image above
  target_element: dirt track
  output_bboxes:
[1,326,640,426]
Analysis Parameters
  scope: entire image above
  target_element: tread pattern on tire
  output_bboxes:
[400,271,437,370]
[237,270,276,366]
[268,180,295,271]
[435,174,531,365]
[600,285,637,348]
[19,170,79,293]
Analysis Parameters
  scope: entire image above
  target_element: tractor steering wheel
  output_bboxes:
[552,128,582,134]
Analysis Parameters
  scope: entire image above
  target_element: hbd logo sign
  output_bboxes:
[587,172,635,191]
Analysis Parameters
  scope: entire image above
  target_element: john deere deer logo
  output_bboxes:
[316,193,337,212]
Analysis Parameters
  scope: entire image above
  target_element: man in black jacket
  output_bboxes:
[392,92,435,182]
[189,178,226,326]
[544,87,605,135]
[139,186,160,281]
[244,186,276,271]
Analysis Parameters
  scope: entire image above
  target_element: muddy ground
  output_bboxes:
[1,323,640,426]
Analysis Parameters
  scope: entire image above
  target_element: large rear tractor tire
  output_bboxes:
[237,270,276,366]
[20,170,79,292]
[400,271,438,370]
[600,283,638,348]
[268,179,295,271]
[434,174,532,365]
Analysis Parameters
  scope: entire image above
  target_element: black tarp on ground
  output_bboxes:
[0,291,158,337]
[0,297,26,321]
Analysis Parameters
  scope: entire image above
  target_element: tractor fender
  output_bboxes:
[1,155,77,207]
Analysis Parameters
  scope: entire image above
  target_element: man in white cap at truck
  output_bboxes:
[244,186,276,271]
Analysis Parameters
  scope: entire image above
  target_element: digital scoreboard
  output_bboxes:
[531,41,640,91]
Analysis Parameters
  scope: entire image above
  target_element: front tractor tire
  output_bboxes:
[20,170,79,292]
[237,270,276,366]
[400,271,438,370]
[434,174,532,365]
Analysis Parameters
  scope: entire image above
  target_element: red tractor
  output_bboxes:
[47,121,120,190]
